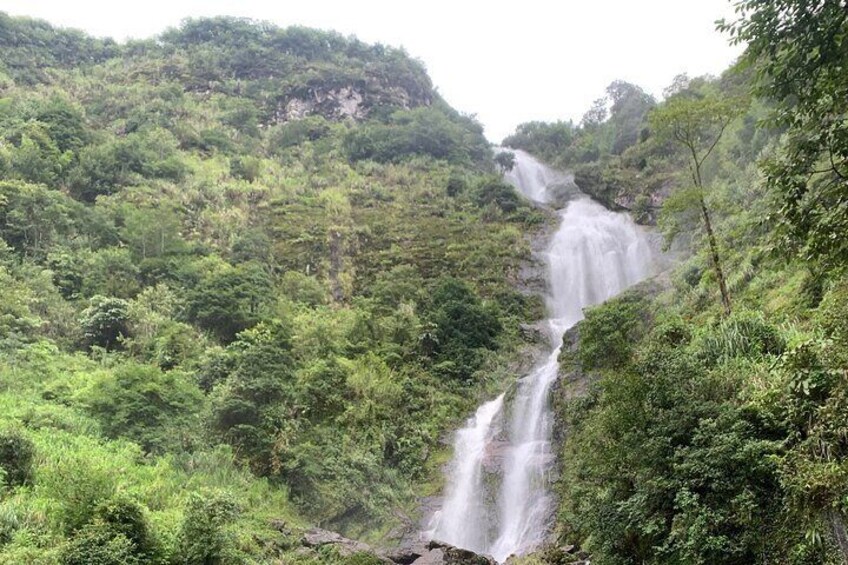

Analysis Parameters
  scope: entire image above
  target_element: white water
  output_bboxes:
[428,149,655,562]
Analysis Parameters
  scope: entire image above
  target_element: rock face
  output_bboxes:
[276,80,432,124]
[280,85,367,122]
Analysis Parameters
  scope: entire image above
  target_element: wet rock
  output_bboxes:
[519,322,548,344]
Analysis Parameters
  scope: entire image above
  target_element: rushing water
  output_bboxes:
[427,149,655,562]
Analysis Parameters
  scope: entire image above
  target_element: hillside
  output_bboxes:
[0,14,547,564]
[3,3,848,564]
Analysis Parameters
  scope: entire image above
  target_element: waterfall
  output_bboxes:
[427,149,655,562]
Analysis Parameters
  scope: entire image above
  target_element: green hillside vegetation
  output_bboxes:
[0,14,545,564]
[4,1,848,563]
[504,2,848,563]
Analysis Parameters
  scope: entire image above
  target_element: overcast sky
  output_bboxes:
[1,0,743,141]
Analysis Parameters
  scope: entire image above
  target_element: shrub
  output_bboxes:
[429,277,501,380]
[0,503,20,546]
[95,496,158,560]
[60,523,140,565]
[817,278,848,346]
[471,177,522,213]
[0,429,35,488]
[176,491,240,565]
[578,291,649,371]
[85,363,203,454]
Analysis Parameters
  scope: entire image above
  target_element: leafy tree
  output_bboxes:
[719,1,848,266]
[0,181,83,259]
[344,105,489,165]
[80,295,131,351]
[31,95,90,153]
[577,290,650,371]
[605,80,656,155]
[494,150,516,172]
[210,321,296,473]
[68,130,186,201]
[119,204,187,260]
[651,94,739,315]
[6,124,72,185]
[187,262,272,342]
[502,120,575,156]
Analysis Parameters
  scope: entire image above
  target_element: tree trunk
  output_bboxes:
[827,508,848,564]
[699,196,731,316]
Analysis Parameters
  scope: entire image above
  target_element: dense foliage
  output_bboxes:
[0,13,546,563]
[4,2,848,563]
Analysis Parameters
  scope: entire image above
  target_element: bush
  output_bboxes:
[37,448,117,533]
[429,277,501,380]
[268,116,331,151]
[60,523,140,565]
[817,278,848,346]
[95,496,158,560]
[344,106,488,164]
[0,504,19,548]
[85,363,203,454]
[176,491,240,565]
[578,291,649,371]
[0,429,35,488]
[471,177,522,213]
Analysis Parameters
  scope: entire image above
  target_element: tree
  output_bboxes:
[719,1,848,267]
[428,277,501,380]
[651,95,738,315]
[187,262,272,343]
[580,97,608,129]
[210,321,296,473]
[494,150,515,173]
[605,80,656,155]
[80,295,131,351]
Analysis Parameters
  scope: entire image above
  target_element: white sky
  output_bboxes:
[1,0,743,142]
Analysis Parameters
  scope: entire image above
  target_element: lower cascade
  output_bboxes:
[426,149,656,562]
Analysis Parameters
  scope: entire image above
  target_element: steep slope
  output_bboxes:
[0,14,545,564]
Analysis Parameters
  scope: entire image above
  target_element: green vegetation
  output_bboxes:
[506,2,848,563]
[0,13,545,563]
[3,0,847,562]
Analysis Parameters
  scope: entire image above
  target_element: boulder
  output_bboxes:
[405,540,497,564]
